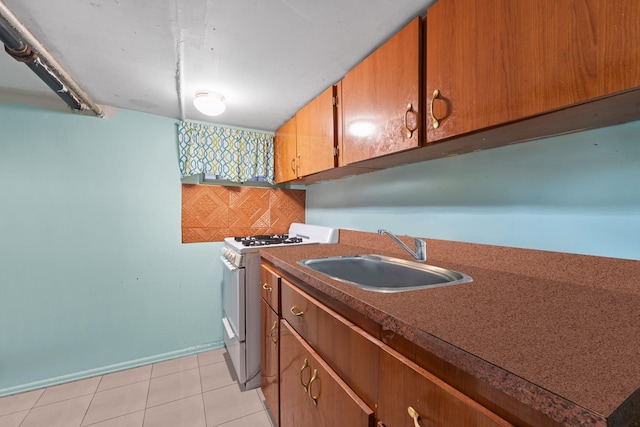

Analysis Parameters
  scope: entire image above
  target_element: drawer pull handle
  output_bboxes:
[407,406,421,427]
[404,103,418,138]
[262,283,272,292]
[300,358,310,392]
[430,89,441,129]
[308,368,320,406]
[290,305,304,317]
[269,320,278,344]
[290,157,296,173]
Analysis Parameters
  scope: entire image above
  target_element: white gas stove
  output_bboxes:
[220,223,338,390]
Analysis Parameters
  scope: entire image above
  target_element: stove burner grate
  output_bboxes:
[234,234,304,246]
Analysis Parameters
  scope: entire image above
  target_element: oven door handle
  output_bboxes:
[220,256,238,272]
[222,316,236,340]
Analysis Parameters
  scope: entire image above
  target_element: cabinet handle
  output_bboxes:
[300,358,310,392]
[262,283,272,292]
[407,406,421,427]
[290,157,296,173]
[404,103,418,138]
[430,89,441,129]
[308,368,320,407]
[269,320,278,344]
[290,305,304,317]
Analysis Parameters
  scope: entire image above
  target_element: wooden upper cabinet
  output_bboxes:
[426,0,640,142]
[341,17,422,165]
[274,85,339,183]
[296,84,339,177]
[274,116,297,183]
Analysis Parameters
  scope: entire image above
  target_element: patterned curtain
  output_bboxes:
[177,121,275,183]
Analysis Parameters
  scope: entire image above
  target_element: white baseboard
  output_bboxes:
[0,341,224,398]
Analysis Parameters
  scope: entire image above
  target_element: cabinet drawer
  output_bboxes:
[260,263,280,313]
[378,344,512,427]
[280,320,374,427]
[281,278,380,410]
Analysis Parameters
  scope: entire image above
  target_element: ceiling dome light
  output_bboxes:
[194,91,226,116]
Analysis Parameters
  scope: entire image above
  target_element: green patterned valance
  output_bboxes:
[177,121,274,183]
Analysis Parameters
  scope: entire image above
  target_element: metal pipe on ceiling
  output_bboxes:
[0,1,103,117]
[1,24,84,111]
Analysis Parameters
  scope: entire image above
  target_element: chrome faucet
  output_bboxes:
[378,229,426,261]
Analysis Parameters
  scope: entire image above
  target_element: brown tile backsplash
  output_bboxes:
[181,184,305,243]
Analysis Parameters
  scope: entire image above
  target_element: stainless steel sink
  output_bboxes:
[298,254,472,292]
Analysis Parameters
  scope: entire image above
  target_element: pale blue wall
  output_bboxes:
[307,121,640,260]
[0,104,223,396]
[2,103,637,397]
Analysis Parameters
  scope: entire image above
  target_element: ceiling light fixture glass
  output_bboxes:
[193,91,226,116]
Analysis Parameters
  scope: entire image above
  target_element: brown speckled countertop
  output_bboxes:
[260,229,640,427]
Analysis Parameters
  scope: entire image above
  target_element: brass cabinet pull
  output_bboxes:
[430,89,441,129]
[269,320,278,344]
[300,358,310,392]
[262,283,272,292]
[290,157,296,173]
[290,305,304,317]
[404,103,418,138]
[308,368,320,407]
[407,406,421,427]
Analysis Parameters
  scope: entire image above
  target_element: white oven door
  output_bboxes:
[222,315,246,384]
[221,255,245,342]
[221,255,247,384]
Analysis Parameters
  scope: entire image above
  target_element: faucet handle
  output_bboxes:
[413,238,427,262]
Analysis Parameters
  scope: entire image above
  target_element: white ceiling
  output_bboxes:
[0,0,433,132]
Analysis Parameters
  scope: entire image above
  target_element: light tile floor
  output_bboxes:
[0,349,275,427]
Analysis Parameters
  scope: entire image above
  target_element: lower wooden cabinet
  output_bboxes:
[279,320,375,427]
[260,298,279,425]
[377,345,512,427]
[281,277,380,409]
[261,261,512,427]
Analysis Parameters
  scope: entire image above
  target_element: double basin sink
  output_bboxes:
[298,254,472,293]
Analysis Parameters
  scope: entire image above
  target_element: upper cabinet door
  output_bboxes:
[341,17,422,165]
[274,116,298,183]
[296,85,338,177]
[426,0,640,142]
